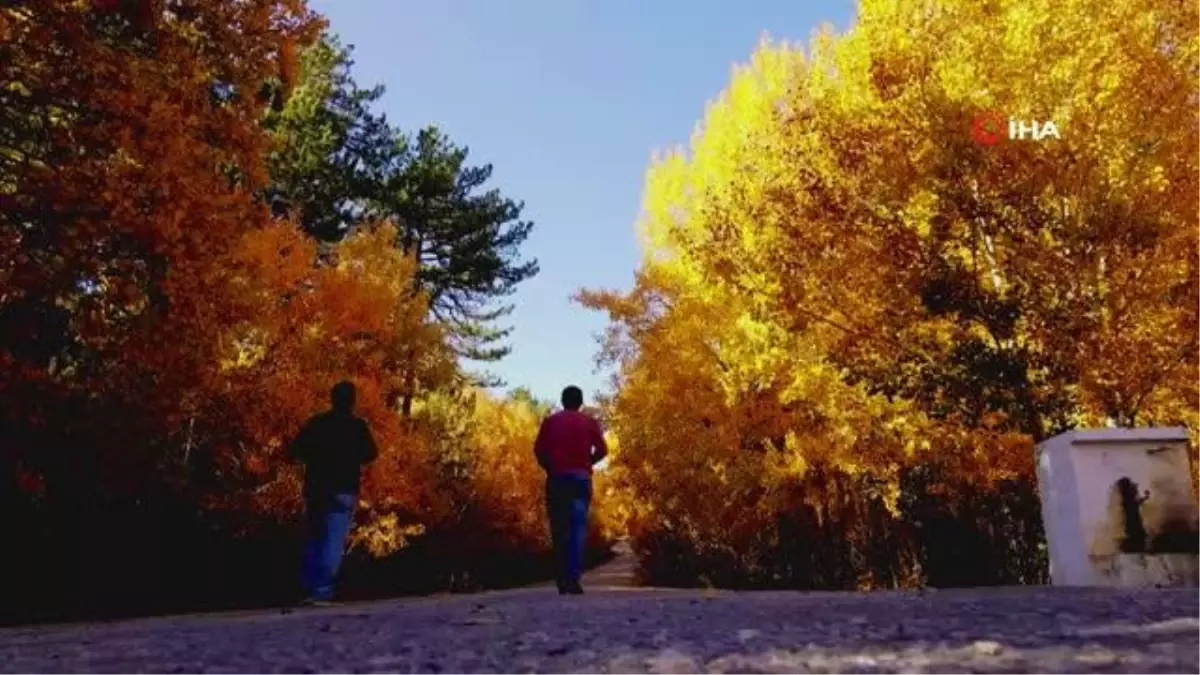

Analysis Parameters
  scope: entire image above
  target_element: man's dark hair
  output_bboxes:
[331,380,356,413]
[561,385,584,411]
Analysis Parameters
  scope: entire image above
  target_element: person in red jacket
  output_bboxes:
[533,385,608,594]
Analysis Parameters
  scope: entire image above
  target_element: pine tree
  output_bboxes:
[266,39,538,391]
[262,33,397,243]
[368,126,538,371]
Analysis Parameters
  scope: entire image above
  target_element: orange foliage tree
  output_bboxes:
[2,0,320,507]
[204,221,455,527]
[1,0,568,620]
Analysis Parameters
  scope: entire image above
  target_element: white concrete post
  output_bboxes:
[1035,427,1198,587]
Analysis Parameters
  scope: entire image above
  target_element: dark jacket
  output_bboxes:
[287,410,378,498]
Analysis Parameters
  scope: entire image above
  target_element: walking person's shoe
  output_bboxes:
[298,596,341,608]
[564,581,584,595]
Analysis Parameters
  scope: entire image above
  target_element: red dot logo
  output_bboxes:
[971,110,1006,145]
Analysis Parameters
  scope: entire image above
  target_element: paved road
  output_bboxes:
[580,540,638,589]
[522,539,637,592]
[1,584,1196,673]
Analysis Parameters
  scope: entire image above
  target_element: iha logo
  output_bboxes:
[971,111,1061,145]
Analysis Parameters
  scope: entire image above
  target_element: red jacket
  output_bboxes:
[534,410,608,476]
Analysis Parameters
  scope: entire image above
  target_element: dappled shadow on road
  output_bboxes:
[1,529,620,628]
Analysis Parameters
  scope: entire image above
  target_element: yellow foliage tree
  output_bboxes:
[467,392,552,549]
[583,0,1196,589]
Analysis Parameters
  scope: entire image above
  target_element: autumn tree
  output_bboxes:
[583,0,1196,588]
[1,0,321,499]
[665,0,1199,443]
[264,38,539,396]
[0,0,352,618]
[0,1,586,621]
[608,0,1198,464]
[508,386,554,417]
[206,221,456,525]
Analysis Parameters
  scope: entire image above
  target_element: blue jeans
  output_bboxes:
[546,474,592,587]
[301,492,356,601]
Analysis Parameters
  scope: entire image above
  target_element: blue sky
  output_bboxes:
[309,0,857,402]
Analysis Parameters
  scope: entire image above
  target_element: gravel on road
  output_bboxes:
[1,585,1196,673]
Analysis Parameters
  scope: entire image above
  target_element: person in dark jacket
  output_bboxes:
[533,385,608,594]
[287,380,378,605]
